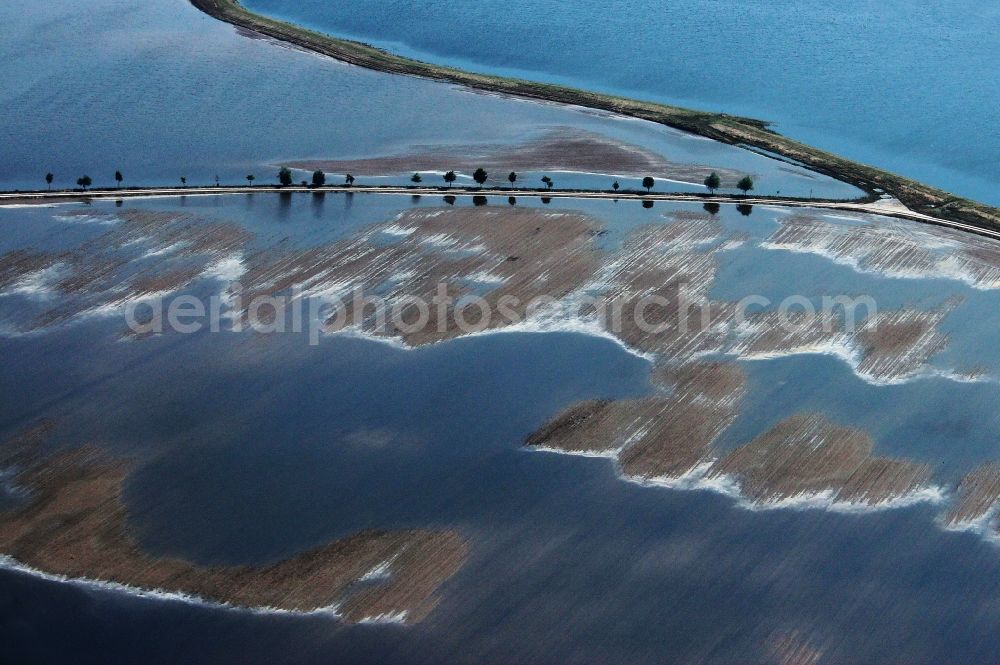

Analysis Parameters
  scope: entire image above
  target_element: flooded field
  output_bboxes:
[5,193,1000,662]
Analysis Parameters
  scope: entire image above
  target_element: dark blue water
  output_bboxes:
[4,193,1000,662]
[244,0,1000,205]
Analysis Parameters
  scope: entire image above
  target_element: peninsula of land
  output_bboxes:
[188,0,1000,235]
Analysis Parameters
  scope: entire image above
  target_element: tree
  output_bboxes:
[45,173,53,190]
[703,202,721,216]
[508,171,517,189]
[473,195,488,207]
[278,167,293,187]
[180,176,187,186]
[312,170,326,187]
[704,172,721,194]
[737,175,754,195]
[737,203,753,217]
[541,175,553,190]
[443,195,456,206]
[612,180,620,192]
[642,176,655,192]
[508,196,516,206]
[246,174,255,187]
[77,175,92,190]
[345,174,355,187]
[473,168,488,188]
[215,175,221,187]
[642,200,654,209]
[411,173,422,184]
[443,170,457,188]
[115,170,123,188]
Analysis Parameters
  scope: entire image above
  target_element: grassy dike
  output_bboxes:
[191,0,1000,233]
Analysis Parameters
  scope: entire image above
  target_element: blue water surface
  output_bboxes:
[244,0,1000,204]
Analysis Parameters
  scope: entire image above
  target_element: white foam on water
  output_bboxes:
[732,484,947,515]
[202,253,245,282]
[821,213,869,223]
[733,337,862,373]
[418,233,460,249]
[759,240,864,273]
[313,288,655,362]
[52,213,119,225]
[940,508,1000,546]
[299,280,354,302]
[529,445,621,459]
[621,460,738,495]
[77,289,177,321]
[388,270,418,282]
[463,270,507,285]
[380,223,416,237]
[762,219,1000,290]
[2,264,65,300]
[356,611,409,625]
[731,336,971,388]
[0,555,343,619]
[141,241,188,259]
[476,300,655,362]
[618,461,947,515]
[718,237,746,251]
[823,485,949,514]
[358,559,394,582]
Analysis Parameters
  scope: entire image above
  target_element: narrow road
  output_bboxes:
[2,185,996,241]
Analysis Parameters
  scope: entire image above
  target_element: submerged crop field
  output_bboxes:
[5,0,1000,662]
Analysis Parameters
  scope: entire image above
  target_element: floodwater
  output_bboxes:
[4,192,1000,663]
[0,0,858,199]
[3,0,1000,662]
[245,0,1000,205]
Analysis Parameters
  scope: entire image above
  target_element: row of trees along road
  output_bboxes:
[45,169,755,195]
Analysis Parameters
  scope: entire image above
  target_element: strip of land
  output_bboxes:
[187,0,1000,234]
[5,185,999,241]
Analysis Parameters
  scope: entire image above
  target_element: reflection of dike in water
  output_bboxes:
[698,202,750,216]
[0,422,467,623]
[310,190,325,219]
[277,191,292,220]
